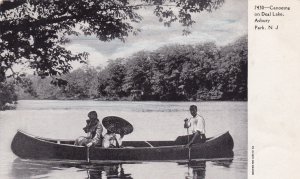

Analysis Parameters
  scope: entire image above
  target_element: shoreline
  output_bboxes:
[16,98,248,102]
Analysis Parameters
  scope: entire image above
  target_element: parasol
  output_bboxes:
[102,116,133,135]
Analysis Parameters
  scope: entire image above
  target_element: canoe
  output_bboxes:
[11,130,234,161]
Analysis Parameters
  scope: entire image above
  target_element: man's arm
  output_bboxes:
[185,131,200,148]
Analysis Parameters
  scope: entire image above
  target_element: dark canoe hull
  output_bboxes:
[11,130,234,161]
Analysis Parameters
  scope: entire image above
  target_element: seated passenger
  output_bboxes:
[75,111,103,147]
[102,130,124,148]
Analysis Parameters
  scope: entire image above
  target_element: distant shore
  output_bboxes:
[17,97,247,102]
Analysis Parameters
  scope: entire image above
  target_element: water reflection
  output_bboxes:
[70,163,133,179]
[211,159,233,168]
[10,159,133,179]
[10,158,234,179]
[10,158,57,178]
[178,161,206,179]
[178,159,233,179]
[186,161,206,179]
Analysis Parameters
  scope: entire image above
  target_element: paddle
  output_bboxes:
[187,131,191,162]
[187,128,190,144]
[86,146,90,163]
[184,118,191,161]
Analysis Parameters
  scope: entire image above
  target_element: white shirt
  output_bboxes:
[188,114,205,134]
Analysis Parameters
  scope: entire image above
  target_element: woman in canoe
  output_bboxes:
[74,111,103,147]
[101,116,132,148]
[102,130,124,148]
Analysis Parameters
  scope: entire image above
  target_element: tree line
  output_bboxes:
[1,0,227,110]
[17,35,247,101]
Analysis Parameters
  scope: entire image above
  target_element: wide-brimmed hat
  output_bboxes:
[102,116,133,135]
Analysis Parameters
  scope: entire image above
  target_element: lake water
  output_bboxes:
[0,100,247,179]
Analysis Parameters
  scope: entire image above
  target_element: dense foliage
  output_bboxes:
[0,0,224,81]
[18,35,247,101]
[0,81,17,110]
[0,0,224,109]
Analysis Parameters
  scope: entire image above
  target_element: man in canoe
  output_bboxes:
[184,105,206,148]
[74,111,103,147]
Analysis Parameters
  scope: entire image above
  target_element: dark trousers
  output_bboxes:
[194,133,206,143]
[175,133,206,145]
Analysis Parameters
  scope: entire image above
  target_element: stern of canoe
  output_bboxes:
[190,131,234,159]
[11,130,86,160]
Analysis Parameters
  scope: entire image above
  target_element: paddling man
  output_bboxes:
[74,111,103,147]
[185,105,206,148]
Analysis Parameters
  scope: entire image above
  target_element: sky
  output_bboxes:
[66,0,247,68]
